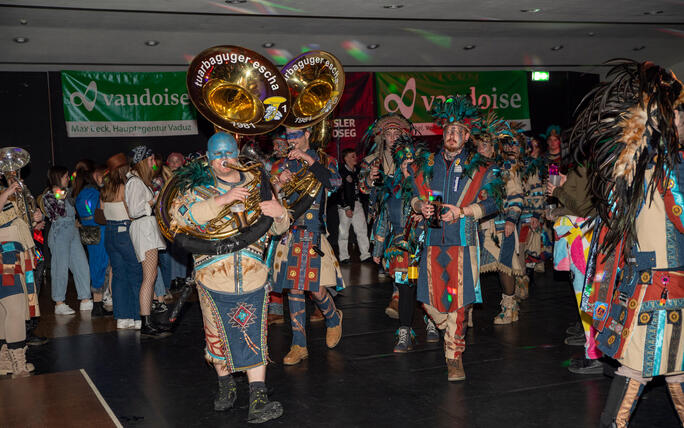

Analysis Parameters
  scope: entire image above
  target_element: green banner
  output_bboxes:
[61,71,197,137]
[375,71,530,135]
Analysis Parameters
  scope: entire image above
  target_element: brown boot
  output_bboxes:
[447,357,466,381]
[667,382,684,425]
[283,345,308,366]
[515,276,529,300]
[326,310,343,349]
[8,346,32,378]
[384,297,399,319]
[493,294,519,325]
[309,307,325,323]
[267,313,285,325]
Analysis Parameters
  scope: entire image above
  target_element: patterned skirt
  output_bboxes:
[197,284,268,374]
[0,241,39,318]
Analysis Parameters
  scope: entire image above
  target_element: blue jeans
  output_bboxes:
[48,220,91,302]
[105,221,142,320]
[86,225,109,289]
[159,243,188,287]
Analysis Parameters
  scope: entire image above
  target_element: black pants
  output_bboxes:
[397,282,417,327]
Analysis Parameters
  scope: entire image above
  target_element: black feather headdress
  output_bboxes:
[570,59,684,256]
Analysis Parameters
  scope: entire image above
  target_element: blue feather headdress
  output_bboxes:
[431,95,479,128]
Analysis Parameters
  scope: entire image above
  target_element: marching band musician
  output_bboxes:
[411,96,499,382]
[0,155,43,378]
[271,126,345,366]
[171,132,288,424]
[359,113,415,319]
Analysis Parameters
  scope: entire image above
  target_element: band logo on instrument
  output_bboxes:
[192,52,280,91]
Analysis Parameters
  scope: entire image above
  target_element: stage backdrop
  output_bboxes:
[375,71,530,136]
[61,71,197,138]
[325,72,376,157]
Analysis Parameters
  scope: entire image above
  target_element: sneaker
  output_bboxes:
[103,289,113,308]
[247,387,283,424]
[564,333,586,346]
[55,304,76,315]
[134,320,142,330]
[424,316,440,343]
[393,327,415,353]
[79,300,93,311]
[568,357,604,375]
[116,319,133,329]
[384,298,399,319]
[566,322,583,336]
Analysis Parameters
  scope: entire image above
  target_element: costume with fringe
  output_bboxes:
[519,152,552,269]
[359,114,415,223]
[171,159,290,372]
[474,117,524,276]
[410,96,499,314]
[372,136,423,284]
[0,195,39,319]
[572,60,684,377]
[271,149,345,293]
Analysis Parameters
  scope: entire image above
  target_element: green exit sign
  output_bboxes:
[531,71,550,81]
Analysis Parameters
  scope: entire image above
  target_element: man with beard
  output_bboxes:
[411,96,499,381]
[359,114,415,318]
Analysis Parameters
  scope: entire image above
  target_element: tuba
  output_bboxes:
[0,147,36,231]
[155,46,290,255]
[277,51,345,220]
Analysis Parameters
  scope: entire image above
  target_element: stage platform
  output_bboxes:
[6,261,681,427]
[0,369,121,427]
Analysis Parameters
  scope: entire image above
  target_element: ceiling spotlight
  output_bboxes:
[225,0,247,3]
[463,45,476,50]
[367,44,379,49]
[262,42,274,48]
[643,10,663,15]
[632,45,646,51]
[383,4,404,9]
[19,19,28,25]
[551,45,563,51]
[145,40,159,46]
[13,37,28,43]
[587,31,596,36]
[520,8,541,13]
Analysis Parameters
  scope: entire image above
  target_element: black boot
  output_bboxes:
[140,315,171,338]
[214,375,237,411]
[599,374,644,428]
[247,383,283,424]
[91,301,113,317]
[525,267,536,288]
[25,318,48,346]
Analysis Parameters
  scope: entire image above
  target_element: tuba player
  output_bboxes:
[171,132,289,424]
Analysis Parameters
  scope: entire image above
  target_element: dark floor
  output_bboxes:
[13,262,683,427]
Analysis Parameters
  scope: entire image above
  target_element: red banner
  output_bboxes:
[324,72,375,158]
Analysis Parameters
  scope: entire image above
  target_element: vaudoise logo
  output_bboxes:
[68,80,190,112]
[383,77,523,118]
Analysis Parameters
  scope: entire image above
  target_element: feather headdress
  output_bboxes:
[360,113,415,156]
[571,59,684,256]
[431,95,479,129]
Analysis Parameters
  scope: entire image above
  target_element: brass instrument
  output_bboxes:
[277,51,345,216]
[156,47,289,254]
[0,147,36,230]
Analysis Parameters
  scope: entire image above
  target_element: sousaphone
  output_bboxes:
[156,46,290,255]
[277,51,345,220]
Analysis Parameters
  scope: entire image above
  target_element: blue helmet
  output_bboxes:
[207,132,238,160]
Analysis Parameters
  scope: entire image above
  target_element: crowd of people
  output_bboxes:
[0,60,682,427]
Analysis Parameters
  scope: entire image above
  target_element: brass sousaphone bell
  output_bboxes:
[277,51,345,220]
[156,46,290,254]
